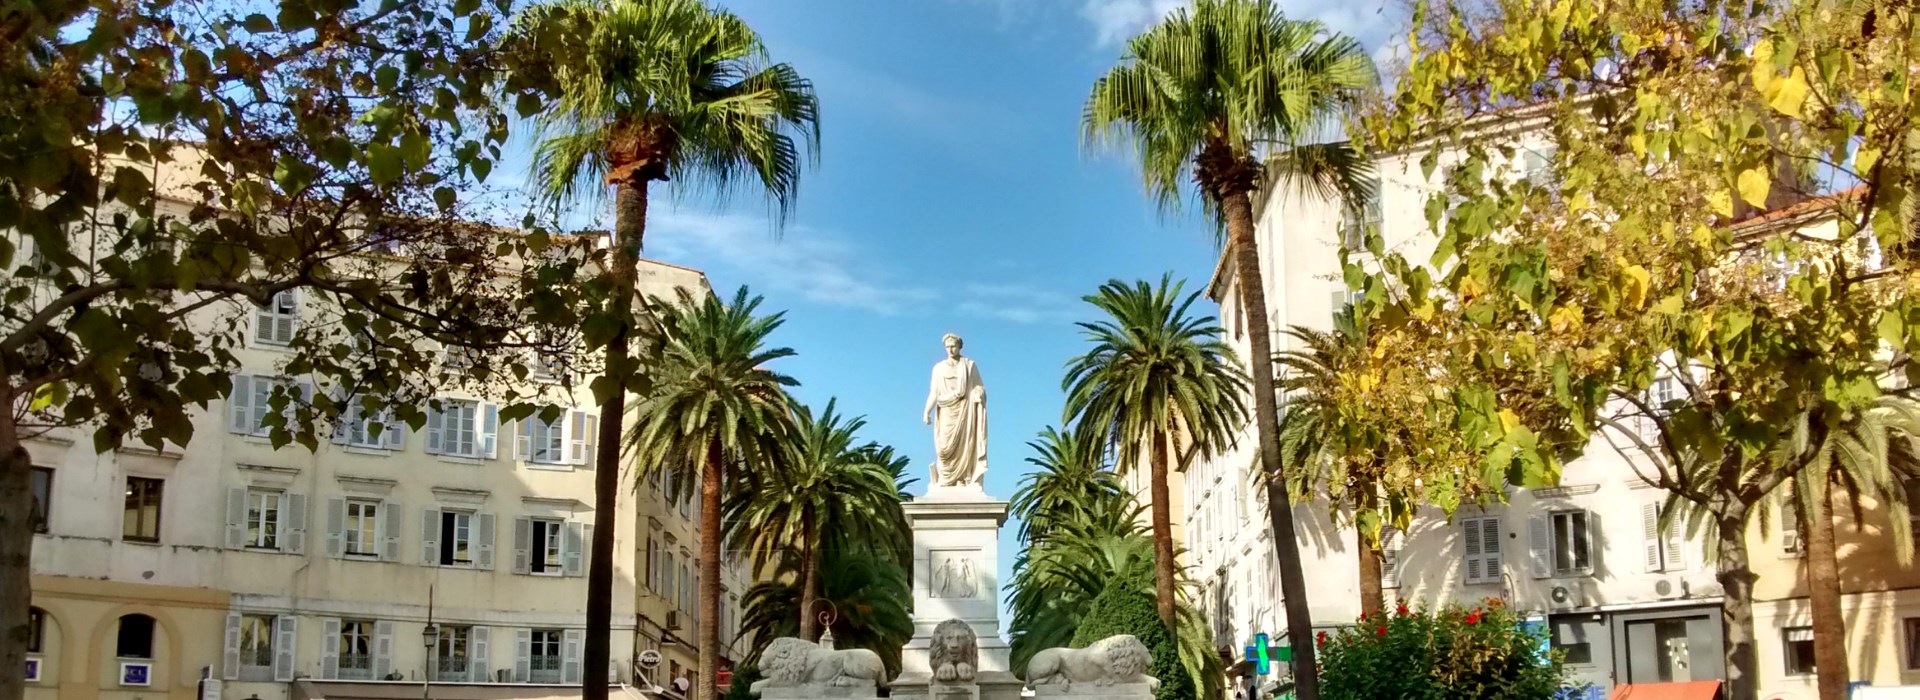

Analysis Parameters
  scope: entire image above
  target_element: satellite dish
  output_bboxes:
[638,650,663,668]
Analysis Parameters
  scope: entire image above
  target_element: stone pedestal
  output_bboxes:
[1031,683,1157,700]
[891,487,1024,700]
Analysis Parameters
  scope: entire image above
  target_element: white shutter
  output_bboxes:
[381,411,406,449]
[582,414,598,468]
[1482,517,1503,578]
[563,412,583,464]
[325,497,346,558]
[1663,507,1687,570]
[1529,514,1553,579]
[512,517,532,574]
[480,403,500,459]
[563,522,586,577]
[229,375,255,433]
[515,628,533,682]
[272,615,298,682]
[425,405,444,454]
[422,508,442,565]
[373,621,395,680]
[516,419,533,461]
[225,488,247,549]
[291,380,314,431]
[321,618,341,679]
[1462,518,1483,583]
[381,502,402,562]
[470,626,491,683]
[1379,528,1402,589]
[222,612,242,680]
[474,513,496,570]
[1643,502,1663,572]
[284,493,308,554]
[331,387,352,444]
[252,379,273,433]
[561,629,584,683]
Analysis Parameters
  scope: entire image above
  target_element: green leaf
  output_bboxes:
[368,144,401,185]
[434,186,456,211]
[515,92,542,118]
[243,13,274,33]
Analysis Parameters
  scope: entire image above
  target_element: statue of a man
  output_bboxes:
[923,333,987,489]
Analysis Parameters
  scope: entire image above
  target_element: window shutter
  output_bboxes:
[284,493,308,554]
[425,406,444,454]
[1642,502,1663,572]
[320,618,341,679]
[381,411,406,449]
[480,403,500,459]
[1379,528,1402,589]
[1462,518,1483,583]
[1529,514,1553,579]
[514,628,533,683]
[470,626,491,683]
[582,413,598,468]
[564,522,586,577]
[561,629,584,684]
[229,375,254,434]
[1482,517,1504,578]
[252,379,273,434]
[1663,508,1687,570]
[474,513,496,570]
[422,508,441,565]
[325,497,346,558]
[272,614,298,682]
[373,620,395,680]
[290,380,314,431]
[222,612,242,680]
[515,419,533,461]
[331,387,352,444]
[380,501,403,562]
[225,488,247,549]
[512,517,531,575]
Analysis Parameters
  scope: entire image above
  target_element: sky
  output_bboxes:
[519,0,1403,628]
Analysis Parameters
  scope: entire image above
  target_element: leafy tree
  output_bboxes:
[1070,570,1199,700]
[1062,276,1248,634]
[1367,1,1920,698]
[0,2,583,696]
[1083,4,1375,693]
[626,286,799,700]
[1008,511,1153,671]
[507,2,818,697]
[736,542,913,677]
[1318,600,1565,700]
[1011,426,1127,544]
[722,665,763,700]
[724,400,908,641]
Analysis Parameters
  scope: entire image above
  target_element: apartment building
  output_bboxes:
[17,155,751,700]
[1175,113,1919,699]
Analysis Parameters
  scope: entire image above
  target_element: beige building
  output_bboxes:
[18,157,751,700]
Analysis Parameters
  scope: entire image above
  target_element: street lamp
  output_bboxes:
[421,622,439,698]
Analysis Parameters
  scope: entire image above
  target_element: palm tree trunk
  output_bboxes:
[1224,188,1320,700]
[1804,478,1849,700]
[0,409,34,700]
[1716,506,1760,700]
[585,179,647,700]
[699,439,725,700]
[798,515,820,642]
[1356,489,1383,618]
[1148,425,1179,633]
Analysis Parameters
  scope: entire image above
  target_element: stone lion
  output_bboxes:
[1024,634,1159,691]
[750,637,888,697]
[930,619,979,683]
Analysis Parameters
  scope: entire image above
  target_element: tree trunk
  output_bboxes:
[1804,477,1849,700]
[584,180,647,700]
[1224,188,1319,700]
[698,439,724,700]
[1716,508,1759,700]
[797,515,819,642]
[0,410,34,700]
[1356,534,1382,619]
[1148,426,1179,633]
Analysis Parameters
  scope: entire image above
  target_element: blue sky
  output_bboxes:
[521,0,1401,626]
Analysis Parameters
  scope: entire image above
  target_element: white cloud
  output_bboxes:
[646,210,937,316]
[954,282,1086,326]
[1080,0,1187,47]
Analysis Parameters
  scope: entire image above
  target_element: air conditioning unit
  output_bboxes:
[666,611,681,630]
[1782,531,1803,556]
[497,669,513,683]
[1547,582,1589,611]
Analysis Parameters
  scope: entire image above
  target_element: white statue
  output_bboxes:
[930,619,979,684]
[751,637,888,698]
[933,555,977,599]
[923,333,987,489]
[1024,635,1159,694]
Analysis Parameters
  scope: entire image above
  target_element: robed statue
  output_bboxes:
[923,333,987,489]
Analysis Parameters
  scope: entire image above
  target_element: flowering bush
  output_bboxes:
[1318,599,1567,700]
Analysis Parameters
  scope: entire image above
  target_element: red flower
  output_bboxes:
[1317,630,1330,646]
[1464,610,1484,625]
[1395,602,1410,616]
[1376,625,1388,636]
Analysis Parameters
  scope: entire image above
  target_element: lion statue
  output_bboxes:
[1024,634,1158,692]
[750,637,888,697]
[930,619,979,683]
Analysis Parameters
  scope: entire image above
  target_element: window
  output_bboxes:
[427,399,498,459]
[662,550,677,602]
[678,564,692,613]
[444,345,483,370]
[123,477,163,542]
[530,629,563,683]
[1779,498,1804,556]
[239,614,275,671]
[1907,480,1920,558]
[1339,183,1383,252]
[1638,377,1676,443]
[436,626,471,679]
[440,511,474,566]
[1461,516,1504,584]
[1783,626,1816,676]
[522,415,564,463]
[1644,502,1690,571]
[646,536,661,592]
[117,614,156,659]
[27,608,44,654]
[531,519,563,575]
[30,467,50,533]
[1549,617,1593,665]
[255,290,298,345]
[246,489,282,550]
[335,393,404,450]
[1904,617,1920,670]
[229,374,307,436]
[338,620,374,677]
[345,500,380,558]
[1540,510,1594,576]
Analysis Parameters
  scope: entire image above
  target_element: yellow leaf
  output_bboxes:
[1708,188,1734,218]
[1737,166,1772,208]
[1768,67,1810,118]
[1498,408,1521,433]
[1622,264,1651,309]
[1749,41,1775,92]
[1857,147,1881,175]
[1549,305,1584,333]
[1628,132,1646,157]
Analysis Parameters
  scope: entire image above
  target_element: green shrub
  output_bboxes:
[1318,598,1566,700]
[721,665,761,700]
[1071,577,1195,700]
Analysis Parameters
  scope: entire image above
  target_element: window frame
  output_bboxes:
[123,477,164,543]
[1461,515,1504,585]
[238,613,277,673]
[1782,626,1816,676]
[116,614,156,659]
[530,519,564,576]
[439,510,475,566]
[435,625,471,679]
[338,619,375,677]
[524,415,565,465]
[1904,617,1920,671]
[30,466,51,533]
[1548,509,1594,576]
[245,489,283,550]
[344,499,380,558]
[27,608,44,654]
[530,628,564,682]
[254,290,299,346]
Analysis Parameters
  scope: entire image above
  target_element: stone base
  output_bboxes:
[1030,683,1156,699]
[756,686,880,700]
[890,674,1025,700]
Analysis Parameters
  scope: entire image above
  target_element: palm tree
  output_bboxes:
[627,287,798,700]
[1082,3,1373,694]
[737,543,913,676]
[509,2,817,697]
[1062,276,1249,633]
[725,400,908,641]
[1012,427,1127,544]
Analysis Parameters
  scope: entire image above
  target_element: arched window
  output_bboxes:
[27,607,45,653]
[116,614,155,659]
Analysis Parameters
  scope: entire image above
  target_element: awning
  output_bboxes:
[1608,681,1723,700]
